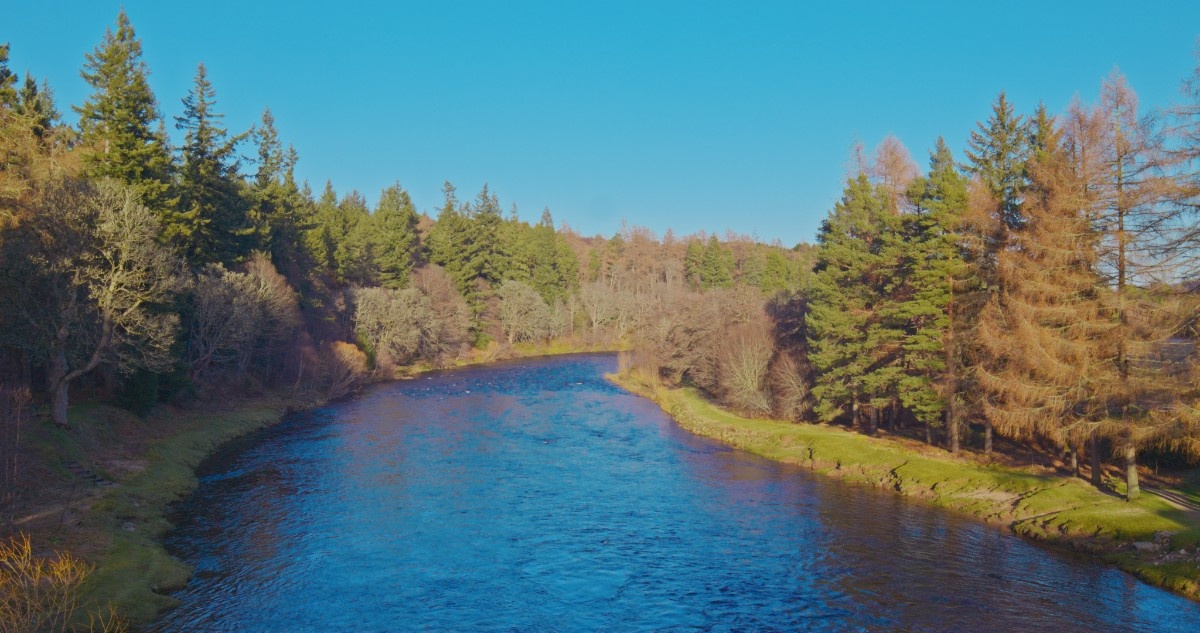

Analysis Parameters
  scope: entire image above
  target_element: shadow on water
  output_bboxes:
[154,353,1200,632]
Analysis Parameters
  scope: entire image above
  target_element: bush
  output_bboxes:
[0,534,127,632]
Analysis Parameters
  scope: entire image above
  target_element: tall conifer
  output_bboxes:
[75,10,174,212]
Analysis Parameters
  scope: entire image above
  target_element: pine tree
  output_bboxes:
[893,138,973,449]
[807,174,894,427]
[371,181,420,288]
[699,236,733,289]
[0,44,19,109]
[249,108,314,281]
[683,240,704,288]
[16,73,59,139]
[965,92,1030,230]
[173,63,252,266]
[75,10,174,212]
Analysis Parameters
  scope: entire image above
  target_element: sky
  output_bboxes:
[6,1,1200,246]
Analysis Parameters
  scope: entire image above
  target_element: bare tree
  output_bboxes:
[412,265,471,364]
[870,135,919,213]
[353,286,436,368]
[0,178,180,427]
[717,322,774,415]
[497,280,553,344]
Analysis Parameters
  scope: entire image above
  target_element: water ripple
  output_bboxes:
[153,354,1200,632]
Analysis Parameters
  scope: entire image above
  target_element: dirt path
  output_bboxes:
[1146,486,1200,514]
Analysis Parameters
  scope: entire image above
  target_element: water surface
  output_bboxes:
[153,354,1200,632]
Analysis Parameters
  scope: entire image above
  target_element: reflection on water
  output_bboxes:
[153,354,1200,632]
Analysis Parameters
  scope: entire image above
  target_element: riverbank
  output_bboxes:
[9,341,623,628]
[9,395,297,625]
[609,370,1200,602]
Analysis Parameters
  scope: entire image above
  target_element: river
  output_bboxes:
[151,353,1200,632]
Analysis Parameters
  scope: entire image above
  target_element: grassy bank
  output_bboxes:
[610,370,1200,601]
[13,396,296,625]
[15,341,623,628]
[79,400,295,623]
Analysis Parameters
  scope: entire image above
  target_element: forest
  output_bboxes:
[3,9,1200,628]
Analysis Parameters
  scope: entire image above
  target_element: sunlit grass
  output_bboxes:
[17,398,291,625]
[610,370,1200,600]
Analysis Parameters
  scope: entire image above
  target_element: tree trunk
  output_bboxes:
[1070,441,1080,478]
[947,398,959,454]
[1090,435,1103,488]
[1124,442,1140,501]
[50,382,69,428]
[924,419,932,445]
[46,349,70,428]
[983,419,993,455]
[868,407,878,437]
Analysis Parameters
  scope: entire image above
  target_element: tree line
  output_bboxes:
[628,76,1200,501]
[0,11,809,440]
[3,10,1199,511]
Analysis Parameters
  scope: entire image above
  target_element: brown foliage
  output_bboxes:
[0,534,126,633]
[716,322,774,416]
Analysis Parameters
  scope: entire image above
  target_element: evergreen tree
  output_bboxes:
[761,250,792,293]
[371,181,420,288]
[173,63,252,266]
[807,174,894,427]
[306,181,341,275]
[470,183,510,284]
[699,236,733,289]
[528,209,564,301]
[250,108,313,280]
[337,190,375,285]
[893,138,973,449]
[0,44,19,109]
[16,73,59,139]
[75,10,174,212]
[739,248,766,290]
[965,92,1030,230]
[427,181,486,312]
[683,240,704,288]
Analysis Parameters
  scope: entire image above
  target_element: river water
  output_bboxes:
[151,354,1200,632]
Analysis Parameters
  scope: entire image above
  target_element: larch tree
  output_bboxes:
[74,10,175,214]
[1166,47,1200,278]
[975,119,1115,485]
[870,135,919,213]
[1089,70,1183,499]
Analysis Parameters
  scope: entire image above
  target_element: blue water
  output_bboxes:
[152,354,1200,632]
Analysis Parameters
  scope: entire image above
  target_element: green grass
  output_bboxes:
[610,371,1200,601]
[46,399,291,624]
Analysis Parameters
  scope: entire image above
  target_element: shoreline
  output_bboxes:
[34,344,1194,627]
[39,342,621,626]
[607,370,1200,603]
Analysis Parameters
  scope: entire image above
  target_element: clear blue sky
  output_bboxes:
[6,1,1200,246]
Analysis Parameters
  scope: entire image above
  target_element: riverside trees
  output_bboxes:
[2,8,1200,502]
